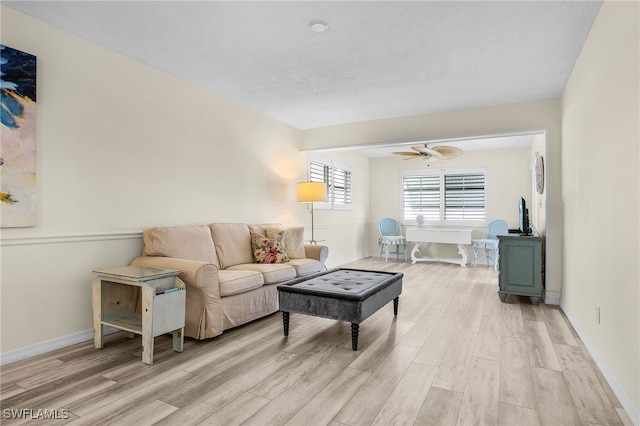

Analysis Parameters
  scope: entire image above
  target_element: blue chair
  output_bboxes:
[378,217,408,262]
[472,219,509,269]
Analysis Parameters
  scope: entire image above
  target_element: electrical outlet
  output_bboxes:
[596,306,601,324]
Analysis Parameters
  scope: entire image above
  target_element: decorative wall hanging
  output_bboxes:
[534,153,544,194]
[1,45,37,227]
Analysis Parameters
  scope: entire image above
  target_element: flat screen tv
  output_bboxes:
[519,197,531,235]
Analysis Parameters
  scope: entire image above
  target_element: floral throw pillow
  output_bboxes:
[250,231,288,264]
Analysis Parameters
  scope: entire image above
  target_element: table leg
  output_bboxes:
[351,323,359,351]
[393,297,399,316]
[282,311,290,336]
[141,287,154,365]
[91,279,104,349]
[457,244,469,268]
[172,328,184,353]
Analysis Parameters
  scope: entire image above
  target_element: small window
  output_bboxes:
[309,157,352,210]
[402,167,487,225]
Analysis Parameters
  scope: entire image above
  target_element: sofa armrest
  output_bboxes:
[304,244,329,267]
[131,256,223,339]
[131,256,220,298]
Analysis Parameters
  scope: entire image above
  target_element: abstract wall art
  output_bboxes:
[1,45,37,227]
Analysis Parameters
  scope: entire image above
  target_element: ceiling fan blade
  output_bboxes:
[392,151,421,156]
[432,145,463,159]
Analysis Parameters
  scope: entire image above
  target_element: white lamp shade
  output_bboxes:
[297,182,328,203]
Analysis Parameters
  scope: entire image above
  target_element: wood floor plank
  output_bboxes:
[524,320,562,371]
[554,343,623,425]
[413,317,459,367]
[0,382,26,400]
[333,343,420,425]
[285,367,370,426]
[538,306,579,346]
[370,362,438,426]
[67,370,194,424]
[500,301,525,337]
[248,335,343,399]
[500,336,537,409]
[346,319,415,372]
[242,348,359,426]
[499,402,540,426]
[431,329,478,392]
[157,352,299,425]
[415,386,463,425]
[458,278,490,333]
[532,367,583,425]
[456,357,500,425]
[199,392,270,426]
[108,399,178,426]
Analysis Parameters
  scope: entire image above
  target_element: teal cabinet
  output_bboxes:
[497,235,543,304]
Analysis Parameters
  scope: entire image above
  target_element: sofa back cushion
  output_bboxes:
[248,223,283,237]
[281,227,307,259]
[143,225,219,266]
[209,223,254,269]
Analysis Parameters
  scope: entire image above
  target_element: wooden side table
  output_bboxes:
[92,266,185,365]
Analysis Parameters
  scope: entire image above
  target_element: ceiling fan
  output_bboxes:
[392,144,463,163]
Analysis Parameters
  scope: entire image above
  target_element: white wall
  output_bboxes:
[561,0,639,420]
[0,8,370,356]
[368,147,533,258]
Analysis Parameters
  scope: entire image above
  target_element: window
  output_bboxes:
[309,157,352,210]
[402,167,487,224]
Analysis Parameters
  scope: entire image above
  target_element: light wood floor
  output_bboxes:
[1,258,633,426]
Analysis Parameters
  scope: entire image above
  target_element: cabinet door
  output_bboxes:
[500,241,541,294]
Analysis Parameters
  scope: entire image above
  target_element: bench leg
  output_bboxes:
[351,323,359,351]
[393,297,399,316]
[282,311,290,336]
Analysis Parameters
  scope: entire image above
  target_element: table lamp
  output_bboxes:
[297,182,328,243]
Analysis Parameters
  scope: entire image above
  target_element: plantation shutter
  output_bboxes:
[332,165,352,206]
[402,174,440,221]
[309,159,352,210]
[444,173,486,220]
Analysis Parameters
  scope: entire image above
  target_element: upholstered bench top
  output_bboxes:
[277,268,402,301]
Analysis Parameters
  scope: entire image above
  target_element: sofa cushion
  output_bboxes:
[218,269,264,297]
[226,263,296,284]
[250,231,288,264]
[142,225,219,266]
[209,223,254,269]
[286,258,324,277]
[249,223,283,236]
[282,227,306,259]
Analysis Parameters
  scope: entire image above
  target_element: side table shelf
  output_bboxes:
[92,266,185,365]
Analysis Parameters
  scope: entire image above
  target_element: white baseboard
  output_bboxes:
[0,327,119,366]
[560,302,639,426]
[544,290,561,305]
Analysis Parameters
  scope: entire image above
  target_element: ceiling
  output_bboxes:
[5,1,601,154]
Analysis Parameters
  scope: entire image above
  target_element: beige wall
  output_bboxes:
[561,0,639,418]
[0,7,370,355]
[530,133,547,236]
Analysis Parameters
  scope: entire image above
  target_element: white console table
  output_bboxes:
[406,228,473,267]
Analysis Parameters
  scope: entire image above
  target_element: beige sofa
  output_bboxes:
[131,223,328,340]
